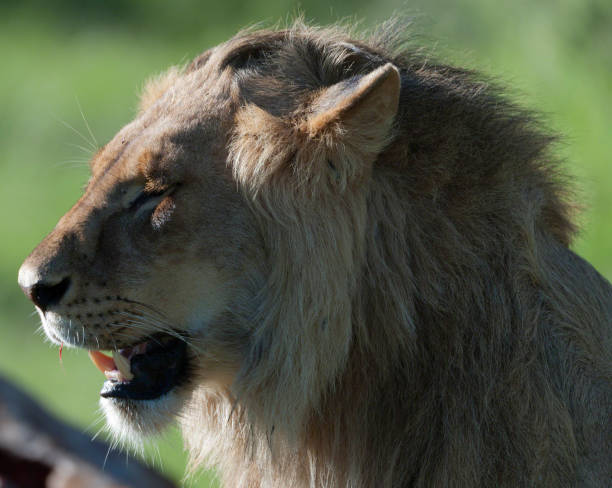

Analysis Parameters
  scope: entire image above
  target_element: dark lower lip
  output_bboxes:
[100,335,189,401]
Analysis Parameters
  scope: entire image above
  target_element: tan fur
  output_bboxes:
[19,21,611,487]
[138,66,182,115]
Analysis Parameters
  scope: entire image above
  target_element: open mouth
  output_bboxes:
[88,333,189,401]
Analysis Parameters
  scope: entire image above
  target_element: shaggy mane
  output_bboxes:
[175,21,609,487]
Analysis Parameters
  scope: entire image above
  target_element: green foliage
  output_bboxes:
[1,2,610,486]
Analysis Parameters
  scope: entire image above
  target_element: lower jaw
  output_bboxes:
[100,389,186,441]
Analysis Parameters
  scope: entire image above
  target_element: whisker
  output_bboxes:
[118,311,189,339]
[123,308,184,337]
[53,115,98,152]
[103,440,115,470]
[51,159,90,169]
[85,413,106,438]
[105,322,186,349]
[153,443,164,472]
[75,95,99,148]
[112,313,203,354]
[90,424,106,442]
[34,326,48,341]
[66,142,96,156]
[122,313,177,336]
[104,325,166,347]
[123,299,172,321]
[118,308,177,331]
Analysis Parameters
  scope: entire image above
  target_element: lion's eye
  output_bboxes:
[128,186,175,214]
[129,189,166,209]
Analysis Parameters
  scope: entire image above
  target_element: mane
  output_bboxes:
[180,21,581,486]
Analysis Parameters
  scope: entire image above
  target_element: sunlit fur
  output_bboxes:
[20,20,610,487]
[178,22,610,487]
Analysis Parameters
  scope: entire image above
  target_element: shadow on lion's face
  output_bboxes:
[17,65,259,440]
[17,31,400,444]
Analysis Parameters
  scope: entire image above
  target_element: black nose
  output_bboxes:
[21,277,71,312]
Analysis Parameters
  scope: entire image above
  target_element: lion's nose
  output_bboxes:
[18,265,71,312]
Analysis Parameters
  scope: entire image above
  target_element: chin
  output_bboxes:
[100,389,185,445]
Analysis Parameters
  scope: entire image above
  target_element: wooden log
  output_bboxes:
[0,374,176,488]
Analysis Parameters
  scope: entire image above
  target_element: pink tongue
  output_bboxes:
[88,350,116,375]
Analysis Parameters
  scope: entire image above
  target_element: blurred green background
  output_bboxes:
[1,0,610,486]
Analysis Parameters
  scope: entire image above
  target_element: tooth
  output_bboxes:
[112,351,134,380]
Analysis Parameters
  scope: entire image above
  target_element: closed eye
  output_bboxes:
[129,186,176,214]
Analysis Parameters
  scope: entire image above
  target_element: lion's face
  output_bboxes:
[17,58,261,438]
[18,32,400,445]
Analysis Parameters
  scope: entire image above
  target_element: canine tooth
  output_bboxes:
[112,351,134,380]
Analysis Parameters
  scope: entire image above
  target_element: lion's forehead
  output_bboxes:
[88,33,325,187]
[89,88,233,191]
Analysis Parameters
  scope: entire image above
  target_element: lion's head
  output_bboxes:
[19,22,600,487]
[17,25,400,445]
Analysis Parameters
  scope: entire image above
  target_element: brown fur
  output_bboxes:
[19,21,611,487]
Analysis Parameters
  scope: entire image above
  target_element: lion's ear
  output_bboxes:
[304,63,401,143]
[230,63,401,196]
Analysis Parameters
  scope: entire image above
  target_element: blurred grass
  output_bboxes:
[0,1,610,487]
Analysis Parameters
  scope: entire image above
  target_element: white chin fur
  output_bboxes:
[100,391,182,446]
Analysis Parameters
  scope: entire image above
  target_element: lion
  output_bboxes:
[17,21,611,487]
